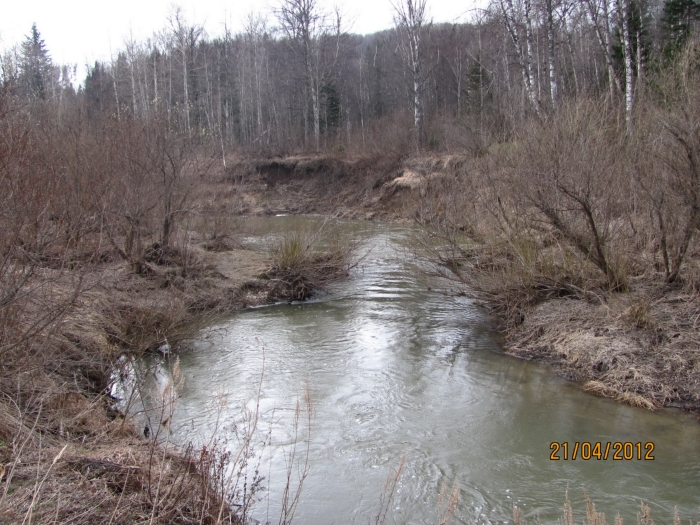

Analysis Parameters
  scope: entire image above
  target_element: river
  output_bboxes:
[133,217,700,524]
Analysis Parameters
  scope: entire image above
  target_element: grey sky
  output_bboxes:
[1,0,487,84]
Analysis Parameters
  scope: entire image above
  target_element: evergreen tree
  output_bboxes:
[19,23,53,99]
[464,61,492,116]
[320,82,340,134]
[84,62,114,120]
[662,0,700,57]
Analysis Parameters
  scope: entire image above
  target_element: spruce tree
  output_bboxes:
[19,23,52,99]
[662,0,700,57]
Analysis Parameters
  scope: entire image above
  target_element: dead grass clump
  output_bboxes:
[0,438,241,525]
[503,281,700,411]
[263,223,361,301]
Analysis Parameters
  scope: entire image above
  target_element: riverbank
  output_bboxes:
[211,151,700,416]
[507,278,700,412]
[2,147,699,523]
[0,242,262,523]
[0,218,354,523]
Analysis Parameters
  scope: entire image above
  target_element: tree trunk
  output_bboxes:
[546,0,558,107]
[617,0,634,132]
[585,0,622,99]
[311,81,320,150]
[500,0,539,111]
[182,48,191,137]
[524,0,538,109]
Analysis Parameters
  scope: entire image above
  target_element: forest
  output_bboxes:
[3,0,697,152]
[1,0,700,522]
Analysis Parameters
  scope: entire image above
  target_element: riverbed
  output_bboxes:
[137,217,700,524]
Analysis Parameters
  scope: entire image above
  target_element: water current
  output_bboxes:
[134,217,700,524]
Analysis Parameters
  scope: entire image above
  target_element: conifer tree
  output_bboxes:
[662,0,700,57]
[19,23,53,99]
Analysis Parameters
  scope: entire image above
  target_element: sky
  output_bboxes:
[1,0,488,84]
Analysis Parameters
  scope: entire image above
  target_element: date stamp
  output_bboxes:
[550,442,655,460]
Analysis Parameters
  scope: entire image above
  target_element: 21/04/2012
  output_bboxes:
[550,442,655,460]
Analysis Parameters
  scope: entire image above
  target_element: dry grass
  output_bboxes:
[406,87,700,414]
[514,490,700,525]
[0,435,243,524]
[262,222,363,301]
[503,281,700,411]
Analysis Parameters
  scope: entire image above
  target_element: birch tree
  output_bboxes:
[583,0,623,99]
[616,0,635,131]
[392,0,430,143]
[544,0,559,107]
[276,0,344,151]
[167,8,205,137]
[499,0,540,111]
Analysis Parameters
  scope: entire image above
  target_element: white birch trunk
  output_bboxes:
[584,0,622,99]
[500,0,538,111]
[617,0,634,131]
[153,53,158,105]
[524,0,538,108]
[546,0,558,107]
[182,47,190,137]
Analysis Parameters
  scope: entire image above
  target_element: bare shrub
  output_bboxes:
[100,111,213,274]
[361,111,416,157]
[513,99,632,291]
[410,152,605,328]
[636,38,700,284]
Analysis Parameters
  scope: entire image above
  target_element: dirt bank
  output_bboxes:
[506,279,700,412]
[194,153,467,222]
[198,153,700,416]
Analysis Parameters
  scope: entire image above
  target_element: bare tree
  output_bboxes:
[499,0,540,111]
[544,0,559,107]
[583,0,623,99]
[167,7,205,137]
[392,0,431,143]
[616,0,635,131]
[276,0,344,151]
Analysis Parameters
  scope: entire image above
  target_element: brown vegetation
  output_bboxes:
[410,41,700,414]
[2,5,700,520]
[513,490,689,525]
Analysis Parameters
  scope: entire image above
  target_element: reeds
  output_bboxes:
[513,490,699,525]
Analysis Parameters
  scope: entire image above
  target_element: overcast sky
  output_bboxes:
[1,0,488,84]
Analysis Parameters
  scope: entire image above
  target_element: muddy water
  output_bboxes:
[144,217,700,524]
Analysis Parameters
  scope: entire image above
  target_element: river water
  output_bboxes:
[138,217,700,524]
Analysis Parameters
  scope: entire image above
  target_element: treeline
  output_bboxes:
[2,0,699,153]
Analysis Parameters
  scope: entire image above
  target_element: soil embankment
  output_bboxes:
[0,238,282,523]
[211,153,700,416]
[198,154,462,221]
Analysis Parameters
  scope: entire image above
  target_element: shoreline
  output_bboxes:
[217,154,700,418]
[3,152,699,522]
